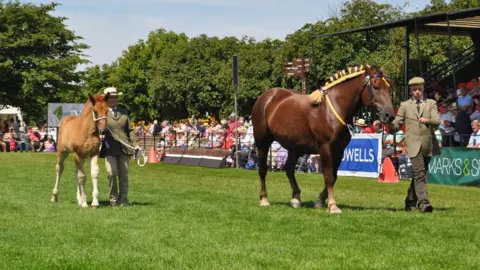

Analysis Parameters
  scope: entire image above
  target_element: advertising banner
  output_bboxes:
[47,103,84,127]
[427,148,480,187]
[338,133,382,178]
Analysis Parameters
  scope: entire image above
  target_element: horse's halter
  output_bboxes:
[91,107,107,134]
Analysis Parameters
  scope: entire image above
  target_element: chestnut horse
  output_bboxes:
[251,65,395,213]
[51,93,110,208]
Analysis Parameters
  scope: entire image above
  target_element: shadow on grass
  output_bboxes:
[67,200,155,207]
[271,201,451,212]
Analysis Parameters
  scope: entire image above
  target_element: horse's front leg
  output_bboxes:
[319,145,341,214]
[90,155,100,208]
[315,150,343,209]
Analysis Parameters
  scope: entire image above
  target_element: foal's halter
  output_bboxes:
[92,108,107,122]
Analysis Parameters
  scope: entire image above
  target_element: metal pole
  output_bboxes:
[414,18,423,77]
[311,39,318,90]
[404,26,410,101]
[446,14,457,90]
[233,56,240,168]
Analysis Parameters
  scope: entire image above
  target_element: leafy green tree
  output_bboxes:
[0,1,88,121]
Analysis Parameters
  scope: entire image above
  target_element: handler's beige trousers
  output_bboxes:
[105,154,130,205]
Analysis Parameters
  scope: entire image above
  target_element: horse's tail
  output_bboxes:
[251,89,278,149]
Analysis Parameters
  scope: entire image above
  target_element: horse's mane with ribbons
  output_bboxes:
[309,64,372,105]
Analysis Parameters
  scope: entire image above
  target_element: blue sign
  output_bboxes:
[338,133,382,178]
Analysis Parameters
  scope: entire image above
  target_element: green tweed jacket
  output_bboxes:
[391,98,441,158]
[100,108,139,157]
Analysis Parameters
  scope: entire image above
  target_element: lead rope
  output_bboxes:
[100,127,148,167]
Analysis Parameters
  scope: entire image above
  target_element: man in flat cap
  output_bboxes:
[390,77,440,212]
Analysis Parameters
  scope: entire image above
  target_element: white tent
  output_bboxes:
[0,105,24,123]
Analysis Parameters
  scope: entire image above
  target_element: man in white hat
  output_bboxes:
[390,77,440,213]
[100,87,139,207]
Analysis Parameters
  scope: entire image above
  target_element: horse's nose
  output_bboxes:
[383,113,394,123]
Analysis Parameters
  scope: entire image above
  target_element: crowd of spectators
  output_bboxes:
[0,118,54,153]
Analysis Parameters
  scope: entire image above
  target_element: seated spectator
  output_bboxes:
[175,129,187,148]
[439,119,456,147]
[237,127,252,150]
[382,130,404,162]
[457,86,474,146]
[187,130,200,148]
[0,129,5,152]
[467,120,480,148]
[307,154,321,173]
[440,103,453,124]
[16,127,30,152]
[435,129,442,147]
[470,99,480,121]
[29,127,43,152]
[211,129,224,148]
[449,103,457,127]
[355,119,371,133]
[224,132,235,150]
[43,136,56,152]
[372,120,383,134]
[441,88,457,107]
[274,146,288,170]
[3,127,17,152]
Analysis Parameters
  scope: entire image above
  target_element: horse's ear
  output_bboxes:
[88,93,96,106]
[104,92,110,102]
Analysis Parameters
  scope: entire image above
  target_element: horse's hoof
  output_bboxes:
[314,200,326,209]
[260,198,270,207]
[91,205,98,209]
[50,196,57,203]
[290,198,301,209]
[328,205,342,214]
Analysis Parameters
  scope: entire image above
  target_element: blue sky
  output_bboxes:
[23,0,431,68]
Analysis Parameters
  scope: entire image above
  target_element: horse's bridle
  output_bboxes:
[361,74,391,108]
[324,73,390,136]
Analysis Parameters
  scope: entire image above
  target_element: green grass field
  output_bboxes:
[1,153,480,269]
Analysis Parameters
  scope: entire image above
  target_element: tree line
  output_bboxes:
[1,0,479,123]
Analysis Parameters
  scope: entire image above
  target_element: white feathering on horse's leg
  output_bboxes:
[75,157,88,208]
[90,156,100,208]
[51,163,61,203]
[290,198,302,209]
[51,152,67,203]
[328,203,342,214]
[75,168,82,206]
[260,197,270,207]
